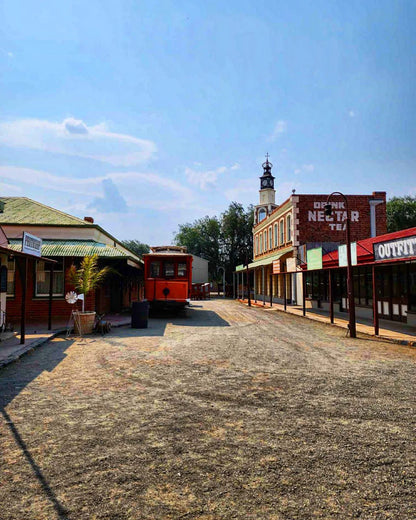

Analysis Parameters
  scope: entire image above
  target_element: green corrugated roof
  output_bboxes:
[235,246,293,271]
[9,239,137,259]
[0,197,91,226]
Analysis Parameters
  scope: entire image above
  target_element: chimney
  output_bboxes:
[84,216,94,223]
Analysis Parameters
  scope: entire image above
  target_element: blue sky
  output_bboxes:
[1,0,415,245]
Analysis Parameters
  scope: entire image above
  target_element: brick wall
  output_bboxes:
[295,192,387,245]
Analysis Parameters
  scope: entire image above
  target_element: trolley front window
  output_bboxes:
[164,262,175,277]
[150,261,161,277]
[178,263,187,277]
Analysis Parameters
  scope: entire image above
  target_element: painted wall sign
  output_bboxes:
[272,260,281,274]
[22,232,42,257]
[373,235,416,262]
[307,201,360,232]
[307,247,323,270]
[338,243,357,267]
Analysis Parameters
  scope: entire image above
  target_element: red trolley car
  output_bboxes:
[143,246,193,310]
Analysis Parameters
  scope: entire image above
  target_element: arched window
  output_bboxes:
[269,227,272,249]
[255,236,259,255]
[264,230,268,251]
[287,214,292,242]
[258,208,266,222]
[259,233,263,253]
[279,219,284,245]
[274,223,278,247]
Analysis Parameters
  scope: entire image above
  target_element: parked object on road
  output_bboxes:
[143,246,193,311]
[131,300,149,328]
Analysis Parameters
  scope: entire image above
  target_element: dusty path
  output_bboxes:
[1,299,415,519]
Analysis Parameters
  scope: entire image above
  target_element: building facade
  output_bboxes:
[0,197,143,326]
[236,157,387,306]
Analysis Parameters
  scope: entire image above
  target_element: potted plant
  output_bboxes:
[67,254,112,334]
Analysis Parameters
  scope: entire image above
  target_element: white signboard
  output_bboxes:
[374,235,416,261]
[286,257,297,273]
[22,232,42,257]
[338,242,357,267]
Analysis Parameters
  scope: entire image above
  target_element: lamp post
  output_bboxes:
[324,192,356,338]
[218,266,225,298]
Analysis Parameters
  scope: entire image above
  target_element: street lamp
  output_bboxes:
[218,266,226,298]
[324,192,357,338]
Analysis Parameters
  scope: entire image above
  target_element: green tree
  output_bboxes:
[121,240,150,259]
[221,202,254,280]
[174,202,253,282]
[386,196,416,232]
[174,216,221,279]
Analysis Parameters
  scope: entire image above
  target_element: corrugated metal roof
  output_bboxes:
[235,246,293,271]
[0,197,91,226]
[8,239,136,259]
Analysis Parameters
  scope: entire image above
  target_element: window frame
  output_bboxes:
[35,258,65,298]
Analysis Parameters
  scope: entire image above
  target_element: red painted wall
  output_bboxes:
[295,192,387,244]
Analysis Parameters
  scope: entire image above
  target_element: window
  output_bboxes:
[164,262,175,277]
[36,259,64,297]
[264,230,268,251]
[258,208,266,222]
[7,258,15,296]
[150,261,160,277]
[287,214,292,242]
[255,236,259,256]
[279,220,284,245]
[178,263,187,277]
[269,227,272,250]
[259,233,263,253]
[274,224,278,247]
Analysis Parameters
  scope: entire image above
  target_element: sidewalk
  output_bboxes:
[0,313,132,369]
[237,298,416,347]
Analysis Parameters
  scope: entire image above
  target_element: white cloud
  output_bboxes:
[349,110,355,118]
[230,163,240,170]
[185,165,229,190]
[268,120,287,142]
[294,164,315,175]
[0,182,22,194]
[0,118,157,166]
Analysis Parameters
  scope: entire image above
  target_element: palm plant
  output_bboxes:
[67,254,112,310]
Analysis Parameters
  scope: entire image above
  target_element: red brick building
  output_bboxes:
[235,157,387,306]
[0,197,143,327]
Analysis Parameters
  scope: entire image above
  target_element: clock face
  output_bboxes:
[261,178,268,187]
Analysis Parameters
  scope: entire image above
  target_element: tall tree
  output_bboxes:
[174,216,221,279]
[174,203,253,282]
[121,240,150,259]
[386,196,416,232]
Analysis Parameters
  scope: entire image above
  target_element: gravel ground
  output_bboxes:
[0,299,415,520]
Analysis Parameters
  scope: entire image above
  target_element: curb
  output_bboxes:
[0,328,67,369]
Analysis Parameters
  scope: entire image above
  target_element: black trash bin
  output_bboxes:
[131,300,149,328]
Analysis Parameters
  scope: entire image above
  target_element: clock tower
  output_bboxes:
[254,154,278,225]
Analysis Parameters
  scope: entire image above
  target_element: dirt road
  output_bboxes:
[1,299,415,519]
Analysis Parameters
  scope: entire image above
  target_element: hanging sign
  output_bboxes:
[338,242,357,267]
[286,257,297,273]
[22,232,42,257]
[374,235,416,262]
[306,247,323,270]
[272,260,281,274]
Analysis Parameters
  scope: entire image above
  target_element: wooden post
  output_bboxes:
[329,269,334,324]
[262,267,265,306]
[269,274,273,307]
[302,271,306,317]
[48,263,54,330]
[283,274,287,311]
[20,257,27,345]
[372,264,379,335]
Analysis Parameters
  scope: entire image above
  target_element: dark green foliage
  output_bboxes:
[174,202,254,282]
[121,240,150,259]
[386,196,416,232]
